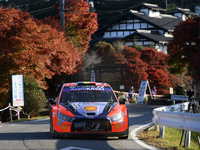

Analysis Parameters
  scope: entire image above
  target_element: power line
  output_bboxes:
[29,6,55,14]
[15,0,51,8]
[31,7,57,16]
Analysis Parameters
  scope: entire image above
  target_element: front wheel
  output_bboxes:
[50,121,59,138]
[118,129,129,139]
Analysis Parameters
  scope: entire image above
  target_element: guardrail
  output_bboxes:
[171,95,188,104]
[152,102,200,147]
[152,102,200,133]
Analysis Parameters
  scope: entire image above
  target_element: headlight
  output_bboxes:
[57,110,72,122]
[110,111,123,122]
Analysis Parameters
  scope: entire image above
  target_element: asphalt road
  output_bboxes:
[0,103,160,150]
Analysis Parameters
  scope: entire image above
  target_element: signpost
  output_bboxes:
[12,75,24,120]
[137,81,152,104]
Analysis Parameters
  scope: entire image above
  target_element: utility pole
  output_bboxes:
[60,0,65,30]
[165,0,167,10]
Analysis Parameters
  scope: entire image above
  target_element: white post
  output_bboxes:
[91,70,95,82]
[17,107,20,120]
[9,103,13,122]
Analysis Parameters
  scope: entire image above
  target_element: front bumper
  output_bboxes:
[51,128,129,138]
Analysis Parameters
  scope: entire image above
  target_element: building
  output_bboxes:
[91,3,197,54]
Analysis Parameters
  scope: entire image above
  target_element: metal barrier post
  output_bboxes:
[184,130,191,148]
[9,103,12,122]
[154,124,159,131]
[159,126,165,138]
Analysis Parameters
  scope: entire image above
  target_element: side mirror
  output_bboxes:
[47,98,56,105]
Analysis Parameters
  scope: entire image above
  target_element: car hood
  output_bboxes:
[69,102,110,117]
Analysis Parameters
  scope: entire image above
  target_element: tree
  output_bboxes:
[141,48,176,94]
[123,46,148,91]
[64,0,98,56]
[91,41,126,64]
[123,47,177,94]
[23,77,46,118]
[167,17,200,78]
[0,7,81,107]
[81,51,102,81]
[44,0,98,56]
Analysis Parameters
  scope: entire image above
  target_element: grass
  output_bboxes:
[138,126,200,150]
[11,108,49,123]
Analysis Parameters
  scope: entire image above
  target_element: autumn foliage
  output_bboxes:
[90,41,176,94]
[0,7,81,107]
[167,17,200,78]
[91,41,126,64]
[123,46,148,91]
[123,47,176,94]
[46,0,98,56]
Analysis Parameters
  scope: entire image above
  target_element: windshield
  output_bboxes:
[59,87,117,103]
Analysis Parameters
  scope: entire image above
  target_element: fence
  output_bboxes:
[0,104,20,122]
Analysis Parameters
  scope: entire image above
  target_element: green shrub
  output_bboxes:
[23,77,46,118]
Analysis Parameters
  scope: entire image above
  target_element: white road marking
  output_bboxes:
[60,146,92,150]
[131,122,158,150]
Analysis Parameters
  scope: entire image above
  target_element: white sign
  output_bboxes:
[12,75,24,107]
[170,87,173,94]
[137,81,148,104]
[120,85,124,90]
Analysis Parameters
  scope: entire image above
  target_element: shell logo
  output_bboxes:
[84,106,97,111]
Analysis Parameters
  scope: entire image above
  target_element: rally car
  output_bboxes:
[48,82,129,139]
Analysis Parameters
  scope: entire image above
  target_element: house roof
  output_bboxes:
[94,10,182,34]
[123,30,172,44]
[170,7,197,16]
[136,3,166,11]
[129,10,182,31]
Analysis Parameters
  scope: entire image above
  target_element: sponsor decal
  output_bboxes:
[71,103,81,109]
[62,87,112,92]
[84,106,97,111]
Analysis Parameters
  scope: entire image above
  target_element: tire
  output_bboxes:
[50,121,58,138]
[119,110,129,139]
[119,128,129,139]
[119,134,129,139]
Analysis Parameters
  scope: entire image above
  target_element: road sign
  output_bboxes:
[12,75,24,107]
[137,81,150,104]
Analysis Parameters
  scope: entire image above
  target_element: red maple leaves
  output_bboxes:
[123,47,175,94]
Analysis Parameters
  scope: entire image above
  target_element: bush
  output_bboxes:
[143,96,148,104]
[23,77,46,118]
[130,95,137,104]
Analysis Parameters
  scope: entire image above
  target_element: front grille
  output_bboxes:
[71,119,111,132]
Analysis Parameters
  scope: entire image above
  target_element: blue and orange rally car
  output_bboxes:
[48,82,129,139]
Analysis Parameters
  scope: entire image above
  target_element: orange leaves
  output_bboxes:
[123,46,175,94]
[0,7,81,92]
[63,0,98,56]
